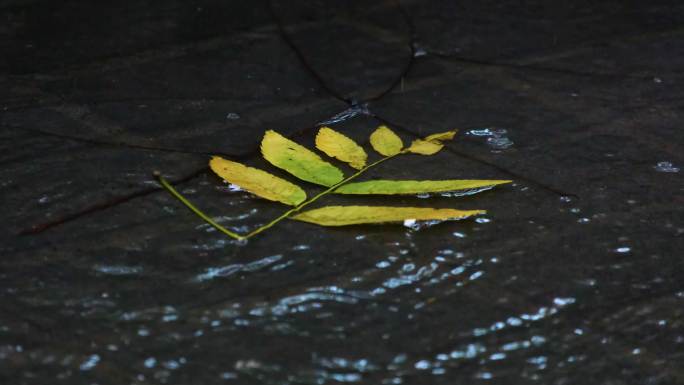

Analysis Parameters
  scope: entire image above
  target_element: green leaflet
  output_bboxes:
[292,205,485,226]
[261,130,344,187]
[335,179,512,195]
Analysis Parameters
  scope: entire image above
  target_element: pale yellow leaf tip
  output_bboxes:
[370,125,404,156]
[408,129,459,155]
[425,129,458,141]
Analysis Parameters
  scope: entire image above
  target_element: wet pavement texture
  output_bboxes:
[1,0,684,384]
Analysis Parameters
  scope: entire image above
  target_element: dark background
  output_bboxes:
[1,1,683,384]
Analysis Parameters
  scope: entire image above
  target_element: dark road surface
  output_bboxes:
[1,1,683,384]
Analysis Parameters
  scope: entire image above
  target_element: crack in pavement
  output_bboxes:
[267,0,352,104]
[17,0,577,236]
[427,52,674,81]
[15,118,338,236]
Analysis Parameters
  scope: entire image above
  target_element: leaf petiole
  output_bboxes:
[155,172,246,241]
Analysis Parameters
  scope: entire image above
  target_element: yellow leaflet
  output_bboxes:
[315,127,368,169]
[408,129,458,155]
[292,206,485,226]
[261,130,344,187]
[335,179,512,195]
[370,125,404,156]
[209,156,306,206]
[406,140,443,155]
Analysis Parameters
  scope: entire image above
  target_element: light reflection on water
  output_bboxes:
[141,234,572,382]
[6,196,680,385]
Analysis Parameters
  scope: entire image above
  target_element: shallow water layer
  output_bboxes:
[2,174,683,385]
[2,0,684,383]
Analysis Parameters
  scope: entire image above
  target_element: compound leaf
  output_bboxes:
[209,156,306,206]
[370,125,404,156]
[315,126,367,169]
[335,179,512,195]
[261,130,344,187]
[292,206,485,226]
[407,129,458,155]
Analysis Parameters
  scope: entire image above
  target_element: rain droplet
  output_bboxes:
[414,360,431,370]
[144,357,157,368]
[654,161,679,173]
[487,136,514,150]
[403,219,443,230]
[79,354,100,371]
[467,128,495,136]
[468,127,513,151]
[227,183,244,192]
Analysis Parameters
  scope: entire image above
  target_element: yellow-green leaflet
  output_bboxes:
[315,127,367,169]
[370,125,404,156]
[209,156,306,206]
[292,206,485,226]
[335,179,512,195]
[261,130,344,187]
[408,129,458,155]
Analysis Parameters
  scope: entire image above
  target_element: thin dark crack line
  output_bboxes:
[428,51,665,80]
[17,167,209,236]
[1,96,258,112]
[267,0,352,104]
[17,127,229,157]
[3,23,278,78]
[364,0,417,102]
[16,121,329,236]
[372,114,578,199]
[398,3,671,81]
[267,0,417,105]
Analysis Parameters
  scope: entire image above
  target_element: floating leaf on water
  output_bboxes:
[261,130,344,186]
[407,129,457,155]
[292,206,485,226]
[160,124,510,240]
[370,125,404,156]
[209,156,306,206]
[335,179,511,195]
[315,127,368,169]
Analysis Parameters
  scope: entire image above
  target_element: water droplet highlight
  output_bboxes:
[654,161,679,173]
